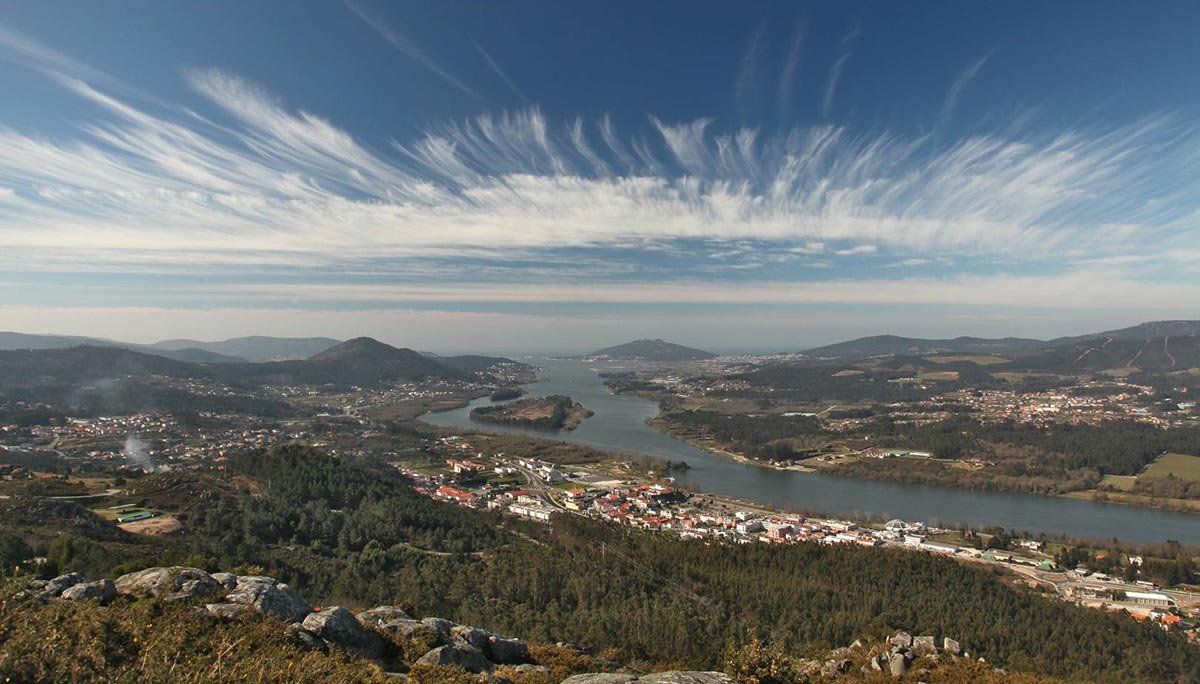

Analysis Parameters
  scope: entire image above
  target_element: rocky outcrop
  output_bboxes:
[486,634,531,664]
[211,572,238,590]
[61,579,115,602]
[850,630,979,679]
[33,572,85,600]
[27,567,561,677]
[356,605,410,628]
[223,575,311,623]
[416,643,494,673]
[302,606,385,659]
[205,602,254,619]
[114,567,221,602]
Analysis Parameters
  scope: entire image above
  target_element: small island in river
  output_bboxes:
[470,394,594,431]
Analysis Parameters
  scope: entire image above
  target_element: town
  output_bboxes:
[402,436,1200,641]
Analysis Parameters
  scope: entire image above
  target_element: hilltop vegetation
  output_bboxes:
[5,444,1197,682]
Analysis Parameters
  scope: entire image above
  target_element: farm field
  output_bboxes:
[927,354,1010,365]
[1141,452,1200,481]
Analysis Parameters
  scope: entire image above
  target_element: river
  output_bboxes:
[421,358,1199,543]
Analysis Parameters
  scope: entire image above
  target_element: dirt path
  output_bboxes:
[1163,336,1176,368]
[1126,338,1149,368]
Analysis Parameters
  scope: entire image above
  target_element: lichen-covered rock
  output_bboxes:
[34,572,85,600]
[450,625,492,650]
[820,658,852,677]
[416,644,493,673]
[640,673,733,684]
[888,653,909,677]
[60,579,115,602]
[302,606,385,659]
[285,623,327,653]
[224,575,311,623]
[357,606,411,629]
[420,617,455,638]
[943,637,961,655]
[205,603,253,619]
[211,572,238,590]
[889,631,913,648]
[114,567,221,601]
[372,618,428,639]
[486,635,531,664]
[913,635,936,655]
[560,675,639,684]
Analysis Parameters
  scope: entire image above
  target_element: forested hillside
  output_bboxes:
[8,444,1197,682]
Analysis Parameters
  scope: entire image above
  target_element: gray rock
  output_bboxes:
[285,623,327,653]
[420,617,456,638]
[450,624,492,650]
[889,631,913,648]
[357,605,411,629]
[870,655,886,672]
[416,644,493,673]
[486,635,531,664]
[205,603,253,619]
[913,636,936,655]
[60,579,115,602]
[114,567,221,601]
[820,658,852,676]
[34,572,86,600]
[373,618,427,639]
[211,572,238,590]
[943,637,961,655]
[641,674,733,684]
[889,653,909,677]
[301,606,385,659]
[224,575,311,623]
[560,676,639,684]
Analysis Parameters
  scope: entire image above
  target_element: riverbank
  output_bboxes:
[644,407,1200,515]
[419,358,1200,543]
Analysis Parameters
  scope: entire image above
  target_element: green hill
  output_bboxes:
[803,335,1044,359]
[588,339,716,361]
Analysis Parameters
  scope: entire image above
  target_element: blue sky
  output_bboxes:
[1,1,1198,353]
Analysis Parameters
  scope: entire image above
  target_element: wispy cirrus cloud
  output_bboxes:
[939,53,991,127]
[0,25,1198,316]
[342,0,488,103]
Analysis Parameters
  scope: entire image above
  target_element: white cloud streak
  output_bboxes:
[939,54,990,126]
[777,20,805,120]
[343,0,488,103]
[822,23,860,118]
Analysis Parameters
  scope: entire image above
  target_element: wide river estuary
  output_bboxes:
[422,358,1199,543]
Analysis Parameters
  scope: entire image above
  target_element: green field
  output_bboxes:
[1141,453,1200,481]
[914,370,960,381]
[1099,474,1137,491]
[926,354,1009,366]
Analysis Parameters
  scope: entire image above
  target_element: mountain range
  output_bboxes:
[0,332,339,364]
[0,338,526,414]
[587,339,717,361]
[803,320,1200,367]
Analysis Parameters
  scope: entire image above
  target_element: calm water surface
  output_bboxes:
[421,359,1200,543]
